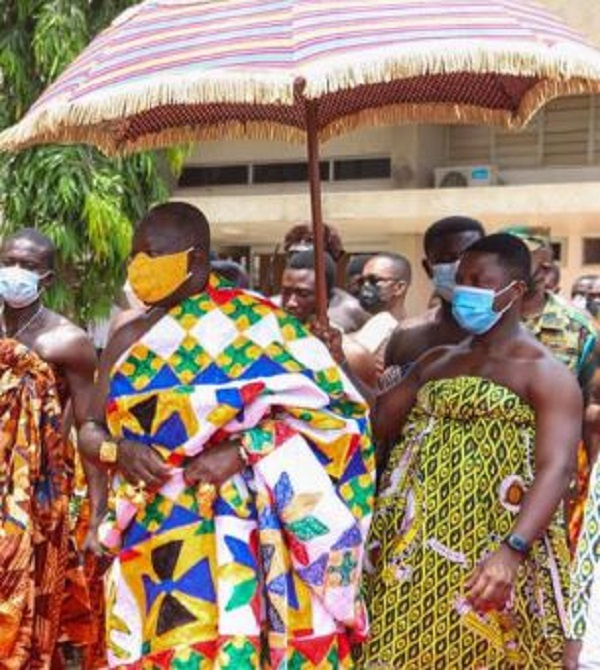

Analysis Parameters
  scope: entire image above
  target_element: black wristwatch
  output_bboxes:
[504,533,530,556]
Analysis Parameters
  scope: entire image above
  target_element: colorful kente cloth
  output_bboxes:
[0,339,70,668]
[358,376,570,669]
[99,274,374,669]
[569,457,600,652]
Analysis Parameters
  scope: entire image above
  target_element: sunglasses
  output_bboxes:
[358,274,401,287]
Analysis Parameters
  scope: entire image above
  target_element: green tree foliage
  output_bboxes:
[0,0,174,323]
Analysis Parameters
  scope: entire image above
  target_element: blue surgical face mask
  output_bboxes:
[432,261,459,301]
[452,282,516,335]
[0,266,43,308]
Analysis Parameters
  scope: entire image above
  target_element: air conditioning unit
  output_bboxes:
[434,165,497,188]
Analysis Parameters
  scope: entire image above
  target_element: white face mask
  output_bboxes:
[0,266,44,308]
[431,261,459,301]
[572,294,587,310]
[287,241,314,254]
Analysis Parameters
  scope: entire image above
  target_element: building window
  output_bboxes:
[253,161,329,184]
[583,237,600,265]
[178,157,391,187]
[551,241,563,263]
[333,157,391,181]
[178,165,249,187]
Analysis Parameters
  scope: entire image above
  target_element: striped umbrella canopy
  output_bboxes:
[1,0,600,154]
[2,0,600,318]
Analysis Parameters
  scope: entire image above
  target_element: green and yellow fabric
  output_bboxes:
[359,376,569,669]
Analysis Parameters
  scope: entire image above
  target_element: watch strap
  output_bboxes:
[504,532,530,556]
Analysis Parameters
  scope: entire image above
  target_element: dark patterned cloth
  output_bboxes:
[358,376,570,669]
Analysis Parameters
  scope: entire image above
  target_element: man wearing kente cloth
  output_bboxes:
[0,228,99,666]
[0,338,70,668]
[79,203,374,669]
[358,234,581,668]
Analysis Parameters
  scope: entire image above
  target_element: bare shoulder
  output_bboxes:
[519,333,582,408]
[400,307,439,330]
[343,334,375,363]
[32,311,95,365]
[531,349,581,399]
[342,335,377,387]
[50,315,91,345]
[101,308,162,372]
[385,319,441,368]
[415,342,464,381]
[108,307,144,339]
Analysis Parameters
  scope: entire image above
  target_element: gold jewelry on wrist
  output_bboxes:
[98,440,119,464]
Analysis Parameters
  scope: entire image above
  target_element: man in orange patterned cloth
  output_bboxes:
[0,338,71,668]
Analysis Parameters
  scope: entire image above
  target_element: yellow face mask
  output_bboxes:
[127,247,192,305]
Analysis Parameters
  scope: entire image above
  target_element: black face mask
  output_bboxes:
[588,298,600,318]
[358,283,384,313]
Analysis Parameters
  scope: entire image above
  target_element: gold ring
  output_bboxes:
[124,481,147,506]
[196,481,217,516]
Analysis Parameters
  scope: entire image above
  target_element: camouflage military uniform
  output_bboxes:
[524,292,597,394]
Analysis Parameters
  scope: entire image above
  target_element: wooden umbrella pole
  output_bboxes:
[306,100,329,324]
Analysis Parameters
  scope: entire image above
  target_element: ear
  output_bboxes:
[189,247,208,270]
[394,280,408,298]
[40,270,54,289]
[506,279,529,305]
[422,258,433,279]
[515,279,529,298]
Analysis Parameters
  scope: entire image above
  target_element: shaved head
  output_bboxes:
[135,202,210,255]
[365,253,412,284]
[2,227,55,270]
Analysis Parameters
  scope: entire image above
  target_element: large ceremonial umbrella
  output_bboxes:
[2,0,600,319]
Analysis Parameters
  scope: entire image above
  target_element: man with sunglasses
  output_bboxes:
[353,252,412,374]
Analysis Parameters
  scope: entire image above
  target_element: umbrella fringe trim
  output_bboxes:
[0,74,295,150]
[0,120,307,156]
[320,78,600,140]
[302,41,600,98]
[1,79,600,156]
